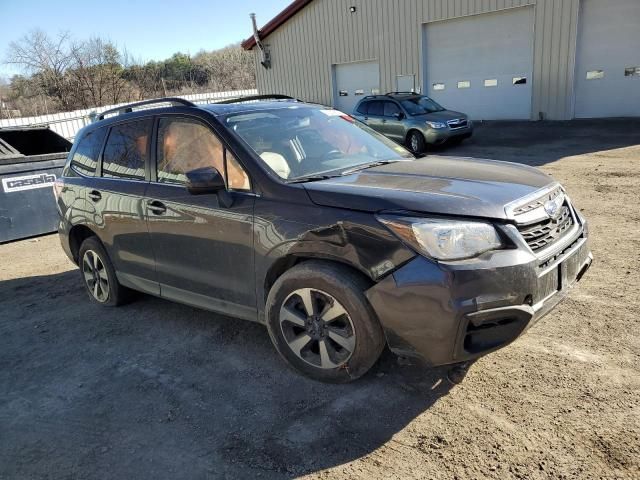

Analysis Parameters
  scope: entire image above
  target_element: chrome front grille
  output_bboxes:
[512,186,563,215]
[517,204,575,252]
[506,184,580,255]
[447,119,468,129]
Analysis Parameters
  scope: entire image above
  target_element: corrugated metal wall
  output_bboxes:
[252,0,581,120]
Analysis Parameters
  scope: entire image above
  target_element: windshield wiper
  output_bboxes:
[287,174,339,184]
[341,160,398,176]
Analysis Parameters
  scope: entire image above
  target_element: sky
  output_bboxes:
[0,0,290,79]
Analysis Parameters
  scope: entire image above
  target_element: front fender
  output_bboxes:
[255,216,416,316]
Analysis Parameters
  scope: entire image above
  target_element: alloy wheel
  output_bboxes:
[82,250,109,303]
[279,288,356,369]
[410,133,419,152]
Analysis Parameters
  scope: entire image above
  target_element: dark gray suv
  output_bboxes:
[55,95,592,383]
[353,93,473,153]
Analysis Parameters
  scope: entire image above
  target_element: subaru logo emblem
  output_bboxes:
[544,193,564,218]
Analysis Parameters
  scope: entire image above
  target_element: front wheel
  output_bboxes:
[407,130,427,154]
[265,261,385,383]
[78,236,130,306]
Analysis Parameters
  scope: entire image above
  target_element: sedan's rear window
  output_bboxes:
[225,107,412,181]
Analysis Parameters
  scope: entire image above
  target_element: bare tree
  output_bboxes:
[194,44,255,91]
[5,30,74,109]
[68,38,129,107]
[4,32,256,114]
[121,49,164,100]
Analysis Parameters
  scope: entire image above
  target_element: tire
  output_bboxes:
[78,236,130,307]
[407,130,427,154]
[265,261,386,383]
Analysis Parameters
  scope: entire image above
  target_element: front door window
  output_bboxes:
[156,117,250,191]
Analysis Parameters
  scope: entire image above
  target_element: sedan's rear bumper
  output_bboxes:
[366,231,591,366]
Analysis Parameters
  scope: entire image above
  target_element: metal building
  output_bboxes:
[242,0,640,120]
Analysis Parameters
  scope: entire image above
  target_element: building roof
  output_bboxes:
[241,0,313,50]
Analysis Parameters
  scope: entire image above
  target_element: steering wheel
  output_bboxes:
[324,149,343,160]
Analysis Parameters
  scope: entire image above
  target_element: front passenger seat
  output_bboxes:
[260,152,291,179]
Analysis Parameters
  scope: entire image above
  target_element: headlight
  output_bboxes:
[426,121,447,129]
[378,216,504,261]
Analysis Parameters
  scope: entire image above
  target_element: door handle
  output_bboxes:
[88,190,101,202]
[147,200,167,215]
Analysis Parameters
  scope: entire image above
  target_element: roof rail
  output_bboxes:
[97,97,196,120]
[215,94,299,104]
[384,91,417,96]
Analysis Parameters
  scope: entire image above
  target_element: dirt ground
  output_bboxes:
[1,120,639,479]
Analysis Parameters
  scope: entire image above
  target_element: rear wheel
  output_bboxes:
[266,261,385,383]
[407,130,427,154]
[78,236,130,306]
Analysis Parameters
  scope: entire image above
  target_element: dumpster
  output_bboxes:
[0,126,72,243]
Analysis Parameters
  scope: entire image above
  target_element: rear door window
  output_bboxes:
[384,101,401,117]
[102,119,152,181]
[367,101,384,116]
[70,128,107,177]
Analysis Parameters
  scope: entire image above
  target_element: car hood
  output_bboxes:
[303,156,554,220]
[412,110,467,121]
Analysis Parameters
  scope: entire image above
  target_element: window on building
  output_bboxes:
[484,79,498,87]
[624,67,640,77]
[70,128,107,177]
[432,83,445,91]
[457,81,471,89]
[586,70,605,80]
[156,117,250,190]
[513,77,527,85]
[102,119,151,180]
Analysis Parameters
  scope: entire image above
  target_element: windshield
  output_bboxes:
[224,106,413,181]
[400,96,445,115]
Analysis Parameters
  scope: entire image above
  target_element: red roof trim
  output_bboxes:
[241,0,313,50]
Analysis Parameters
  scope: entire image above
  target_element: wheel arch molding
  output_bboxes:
[258,230,416,319]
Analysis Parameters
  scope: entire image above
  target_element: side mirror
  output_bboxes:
[186,166,225,195]
[395,112,405,120]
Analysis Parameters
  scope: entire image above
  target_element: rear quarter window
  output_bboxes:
[69,128,107,177]
[356,102,369,115]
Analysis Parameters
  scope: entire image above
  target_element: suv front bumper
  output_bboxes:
[423,122,473,145]
[366,226,592,366]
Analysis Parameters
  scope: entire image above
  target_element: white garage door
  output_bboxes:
[574,0,640,118]
[423,7,534,120]
[333,61,380,114]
